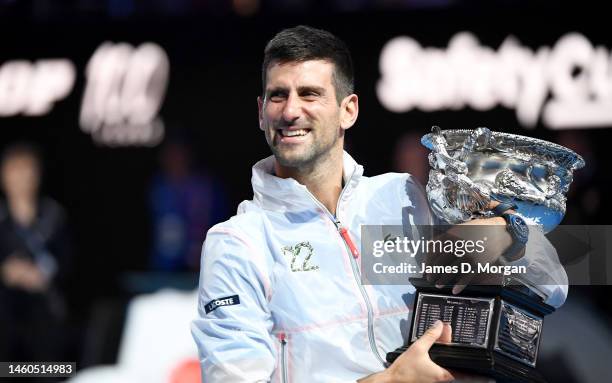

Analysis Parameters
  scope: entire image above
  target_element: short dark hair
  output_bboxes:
[262,25,354,103]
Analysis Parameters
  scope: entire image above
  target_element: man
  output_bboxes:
[0,143,72,362]
[191,26,567,382]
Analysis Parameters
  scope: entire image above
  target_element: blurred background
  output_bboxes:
[0,0,610,382]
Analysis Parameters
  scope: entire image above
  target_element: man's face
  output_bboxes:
[258,60,344,168]
[1,154,40,199]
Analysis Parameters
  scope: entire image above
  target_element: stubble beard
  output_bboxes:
[269,129,340,171]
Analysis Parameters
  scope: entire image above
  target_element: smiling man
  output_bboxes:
[191,25,567,383]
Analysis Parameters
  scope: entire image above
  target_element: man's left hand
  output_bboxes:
[425,201,519,294]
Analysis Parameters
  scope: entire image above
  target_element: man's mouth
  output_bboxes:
[277,128,311,138]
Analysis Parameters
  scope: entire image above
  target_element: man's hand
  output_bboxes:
[425,201,518,294]
[358,320,454,383]
[1,254,49,292]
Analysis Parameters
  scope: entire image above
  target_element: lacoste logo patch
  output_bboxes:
[205,295,240,314]
[281,241,319,272]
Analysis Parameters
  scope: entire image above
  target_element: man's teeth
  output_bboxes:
[282,129,309,137]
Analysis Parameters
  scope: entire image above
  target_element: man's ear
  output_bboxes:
[340,94,359,131]
[257,96,264,131]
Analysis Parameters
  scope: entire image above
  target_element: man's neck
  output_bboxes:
[274,149,344,216]
[8,195,37,227]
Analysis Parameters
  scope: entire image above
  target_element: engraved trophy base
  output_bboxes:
[386,279,554,383]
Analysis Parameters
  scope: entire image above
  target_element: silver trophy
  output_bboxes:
[387,126,585,382]
[422,126,585,233]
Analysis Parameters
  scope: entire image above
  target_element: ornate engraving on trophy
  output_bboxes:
[494,301,543,367]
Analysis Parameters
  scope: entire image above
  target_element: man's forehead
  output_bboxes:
[265,59,335,87]
[4,154,37,166]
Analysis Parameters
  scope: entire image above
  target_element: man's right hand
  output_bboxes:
[358,320,454,383]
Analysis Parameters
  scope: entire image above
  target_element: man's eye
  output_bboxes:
[268,92,286,102]
[302,92,319,99]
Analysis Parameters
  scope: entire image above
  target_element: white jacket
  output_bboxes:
[191,152,567,383]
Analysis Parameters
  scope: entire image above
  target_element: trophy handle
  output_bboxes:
[428,126,492,222]
[458,127,493,162]
[429,126,468,175]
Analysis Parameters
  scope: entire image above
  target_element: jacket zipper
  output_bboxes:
[278,332,288,383]
[302,173,386,367]
[336,220,386,366]
[338,225,359,258]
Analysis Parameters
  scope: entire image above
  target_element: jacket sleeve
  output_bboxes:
[191,227,276,382]
[506,219,569,308]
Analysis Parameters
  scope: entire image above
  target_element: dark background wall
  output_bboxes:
[0,1,610,372]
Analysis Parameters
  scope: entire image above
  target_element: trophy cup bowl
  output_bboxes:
[420,126,585,233]
[386,127,584,382]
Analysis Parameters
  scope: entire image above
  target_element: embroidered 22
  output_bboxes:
[281,241,320,272]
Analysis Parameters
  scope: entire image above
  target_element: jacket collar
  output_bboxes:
[250,151,364,213]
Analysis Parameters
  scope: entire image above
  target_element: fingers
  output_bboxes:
[425,254,459,284]
[452,283,466,295]
[395,321,455,383]
[439,322,453,344]
[432,258,464,288]
[452,271,474,294]
[415,320,444,350]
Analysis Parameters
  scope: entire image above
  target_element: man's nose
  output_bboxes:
[281,93,301,123]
